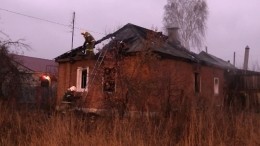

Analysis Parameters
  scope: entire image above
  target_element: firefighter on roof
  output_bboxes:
[81,31,95,54]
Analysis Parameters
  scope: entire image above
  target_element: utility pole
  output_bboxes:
[71,12,75,50]
[70,12,75,144]
[69,12,75,91]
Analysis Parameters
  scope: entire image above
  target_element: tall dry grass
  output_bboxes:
[0,101,259,146]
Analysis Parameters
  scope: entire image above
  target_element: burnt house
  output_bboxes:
[55,23,243,112]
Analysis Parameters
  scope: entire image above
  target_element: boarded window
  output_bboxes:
[194,73,200,93]
[214,77,219,95]
[76,67,89,92]
[103,67,116,92]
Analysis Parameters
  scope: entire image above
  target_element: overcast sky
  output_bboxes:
[1,0,260,70]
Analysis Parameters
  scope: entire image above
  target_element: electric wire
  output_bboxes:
[0,7,105,35]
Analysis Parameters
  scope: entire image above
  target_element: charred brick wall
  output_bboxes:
[56,56,226,111]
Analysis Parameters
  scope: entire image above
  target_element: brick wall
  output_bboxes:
[56,56,226,110]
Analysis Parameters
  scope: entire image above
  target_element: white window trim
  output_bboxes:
[214,77,219,95]
[76,67,89,92]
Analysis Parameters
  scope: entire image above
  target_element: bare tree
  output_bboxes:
[163,0,208,50]
[0,32,30,101]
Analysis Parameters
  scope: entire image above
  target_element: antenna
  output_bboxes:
[68,12,75,88]
[71,12,75,50]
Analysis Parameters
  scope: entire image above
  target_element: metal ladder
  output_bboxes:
[83,47,109,98]
[90,47,109,85]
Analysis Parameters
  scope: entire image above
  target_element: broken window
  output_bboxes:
[103,67,116,92]
[81,69,87,88]
[76,67,89,92]
[214,77,219,95]
[194,73,200,93]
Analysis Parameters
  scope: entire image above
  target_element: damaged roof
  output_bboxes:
[55,23,235,70]
[102,23,198,61]
[54,46,97,62]
[55,23,198,62]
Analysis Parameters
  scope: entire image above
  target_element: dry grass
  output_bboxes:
[0,101,259,146]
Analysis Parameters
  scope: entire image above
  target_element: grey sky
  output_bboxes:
[1,0,260,70]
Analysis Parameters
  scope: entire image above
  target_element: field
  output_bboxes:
[0,102,259,146]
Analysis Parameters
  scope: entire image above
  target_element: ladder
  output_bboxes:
[90,47,109,85]
[82,47,109,98]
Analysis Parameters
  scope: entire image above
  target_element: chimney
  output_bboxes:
[243,46,250,70]
[167,27,180,44]
[233,52,236,67]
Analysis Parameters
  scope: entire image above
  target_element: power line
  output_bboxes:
[0,7,69,27]
[0,7,104,35]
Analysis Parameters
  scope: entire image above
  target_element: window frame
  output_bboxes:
[213,77,219,95]
[76,67,89,92]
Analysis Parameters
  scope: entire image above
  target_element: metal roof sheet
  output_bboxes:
[197,51,236,69]
[13,54,57,73]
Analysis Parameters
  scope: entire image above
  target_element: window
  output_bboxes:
[194,73,200,93]
[81,69,87,88]
[76,67,89,92]
[214,77,219,95]
[103,67,116,92]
